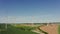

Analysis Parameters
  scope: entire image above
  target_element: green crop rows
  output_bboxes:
[0,24,38,34]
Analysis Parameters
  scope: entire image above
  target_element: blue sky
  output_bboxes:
[0,0,60,23]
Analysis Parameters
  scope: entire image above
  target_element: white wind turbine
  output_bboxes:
[31,16,34,27]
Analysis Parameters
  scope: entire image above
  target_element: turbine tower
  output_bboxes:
[31,16,34,27]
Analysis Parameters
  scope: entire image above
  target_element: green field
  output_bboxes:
[0,24,38,34]
[58,25,60,34]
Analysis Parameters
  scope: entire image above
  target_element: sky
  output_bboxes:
[0,0,60,23]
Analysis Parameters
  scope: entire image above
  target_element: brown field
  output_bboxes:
[40,24,58,34]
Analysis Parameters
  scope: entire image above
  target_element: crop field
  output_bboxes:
[58,25,60,34]
[0,23,60,34]
[0,24,38,34]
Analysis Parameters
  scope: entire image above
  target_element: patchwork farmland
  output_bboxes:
[0,23,60,34]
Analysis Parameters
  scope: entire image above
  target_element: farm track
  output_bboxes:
[32,24,58,34]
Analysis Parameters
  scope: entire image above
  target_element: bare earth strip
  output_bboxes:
[40,24,58,34]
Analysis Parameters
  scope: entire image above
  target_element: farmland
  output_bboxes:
[0,24,38,34]
[58,24,60,34]
[0,23,60,34]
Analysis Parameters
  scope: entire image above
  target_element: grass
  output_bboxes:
[0,24,38,34]
[58,25,60,34]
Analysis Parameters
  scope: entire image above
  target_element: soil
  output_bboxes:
[40,24,58,34]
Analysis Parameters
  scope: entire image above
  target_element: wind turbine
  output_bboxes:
[31,16,34,27]
[5,23,7,29]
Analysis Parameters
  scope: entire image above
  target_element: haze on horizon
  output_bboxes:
[0,0,60,23]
